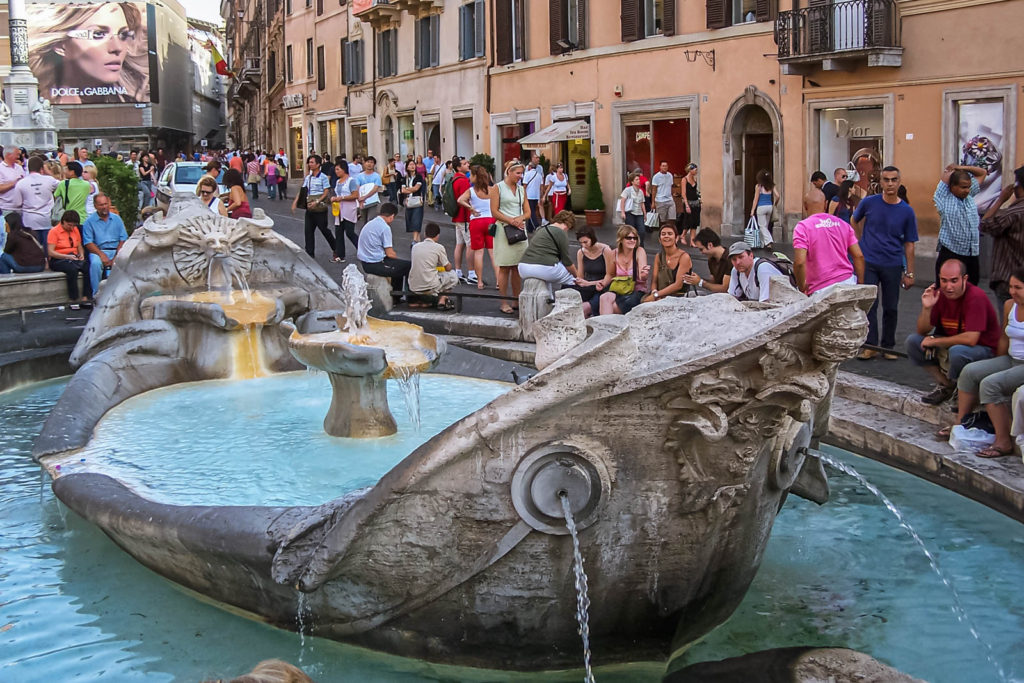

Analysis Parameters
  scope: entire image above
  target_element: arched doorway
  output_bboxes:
[382,116,395,159]
[722,87,783,236]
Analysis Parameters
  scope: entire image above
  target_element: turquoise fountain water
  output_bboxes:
[3,378,1024,682]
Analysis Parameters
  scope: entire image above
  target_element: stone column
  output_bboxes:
[0,0,58,150]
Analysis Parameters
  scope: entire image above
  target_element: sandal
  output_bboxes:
[331,255,342,263]
[437,299,456,311]
[500,305,515,315]
[977,444,1015,458]
[936,425,953,439]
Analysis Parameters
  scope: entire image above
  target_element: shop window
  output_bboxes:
[953,98,1008,214]
[378,29,398,77]
[622,0,675,41]
[459,0,486,60]
[341,39,364,85]
[501,122,534,169]
[623,118,690,184]
[817,106,884,194]
[415,15,440,70]
[496,0,526,65]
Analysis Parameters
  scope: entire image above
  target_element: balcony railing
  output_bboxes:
[775,0,902,71]
[239,57,262,83]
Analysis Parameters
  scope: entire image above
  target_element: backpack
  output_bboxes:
[51,179,69,223]
[752,254,800,291]
[442,173,460,218]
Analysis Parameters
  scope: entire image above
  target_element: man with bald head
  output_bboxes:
[82,193,128,296]
[906,259,999,405]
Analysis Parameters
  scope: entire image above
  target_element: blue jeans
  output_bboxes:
[0,252,44,274]
[266,180,277,200]
[905,333,994,382]
[863,261,903,348]
[88,248,118,294]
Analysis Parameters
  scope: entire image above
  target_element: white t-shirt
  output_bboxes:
[15,173,58,230]
[652,172,674,203]
[523,166,543,200]
[546,173,568,193]
[729,260,784,302]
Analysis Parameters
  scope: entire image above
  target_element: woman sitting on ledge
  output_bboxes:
[948,267,1024,458]
[0,213,46,275]
[516,210,582,296]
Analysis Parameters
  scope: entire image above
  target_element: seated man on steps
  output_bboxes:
[905,259,1000,405]
[357,202,409,305]
[727,242,784,303]
[409,222,458,309]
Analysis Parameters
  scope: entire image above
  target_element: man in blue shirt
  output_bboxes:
[934,163,987,285]
[82,194,128,296]
[357,202,410,304]
[852,165,918,359]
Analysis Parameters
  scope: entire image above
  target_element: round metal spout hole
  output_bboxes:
[511,445,605,535]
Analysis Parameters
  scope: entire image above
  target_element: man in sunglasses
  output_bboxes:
[822,168,848,204]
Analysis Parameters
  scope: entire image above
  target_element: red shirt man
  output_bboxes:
[929,282,1000,351]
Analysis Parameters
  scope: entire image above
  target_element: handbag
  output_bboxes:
[406,195,423,208]
[744,216,763,249]
[609,276,635,295]
[487,222,498,237]
[246,172,260,184]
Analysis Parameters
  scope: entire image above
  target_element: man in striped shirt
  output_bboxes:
[980,165,1024,306]
[933,163,987,285]
[293,154,336,258]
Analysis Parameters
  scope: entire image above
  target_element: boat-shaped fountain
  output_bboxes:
[32,196,877,670]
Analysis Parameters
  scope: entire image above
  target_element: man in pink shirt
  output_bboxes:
[0,147,26,212]
[792,213,865,295]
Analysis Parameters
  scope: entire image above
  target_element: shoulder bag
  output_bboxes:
[502,185,528,245]
[51,179,69,223]
[305,176,329,212]
[406,177,423,208]
[608,250,638,295]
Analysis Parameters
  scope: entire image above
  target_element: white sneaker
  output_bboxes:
[466,271,479,285]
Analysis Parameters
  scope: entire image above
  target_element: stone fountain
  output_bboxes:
[286,264,444,437]
[33,195,878,670]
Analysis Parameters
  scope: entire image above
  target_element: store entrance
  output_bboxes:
[743,133,773,218]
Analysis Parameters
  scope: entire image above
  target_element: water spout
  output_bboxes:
[560,493,595,683]
[812,449,1008,683]
[395,370,421,432]
[340,264,371,333]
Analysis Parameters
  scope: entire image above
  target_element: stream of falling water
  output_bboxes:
[560,494,595,683]
[815,451,1007,683]
[396,373,422,432]
[296,591,310,666]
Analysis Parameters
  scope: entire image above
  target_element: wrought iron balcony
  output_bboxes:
[775,0,902,74]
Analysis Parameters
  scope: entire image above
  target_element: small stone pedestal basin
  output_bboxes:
[286,316,445,437]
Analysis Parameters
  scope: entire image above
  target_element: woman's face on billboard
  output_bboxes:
[61,4,133,85]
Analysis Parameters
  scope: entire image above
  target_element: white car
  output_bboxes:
[155,162,226,210]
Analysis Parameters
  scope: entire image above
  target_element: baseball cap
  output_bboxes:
[728,242,751,257]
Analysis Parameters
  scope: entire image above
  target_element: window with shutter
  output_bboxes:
[340,39,347,84]
[353,40,364,84]
[663,0,676,36]
[496,0,513,65]
[706,0,730,29]
[550,0,565,56]
[755,0,773,22]
[316,0,323,16]
[512,0,525,61]
[431,15,440,67]
[286,45,293,82]
[474,0,485,57]
[459,3,470,60]
[621,0,641,42]
[415,18,422,70]
[306,38,313,77]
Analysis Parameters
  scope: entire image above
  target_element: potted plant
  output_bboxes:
[584,157,605,226]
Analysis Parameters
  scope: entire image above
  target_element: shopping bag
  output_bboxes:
[744,216,763,249]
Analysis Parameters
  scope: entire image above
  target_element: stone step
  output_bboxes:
[826,395,1024,523]
[0,271,81,310]
[441,335,537,366]
[836,370,947,426]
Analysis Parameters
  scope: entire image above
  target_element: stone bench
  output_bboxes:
[0,271,82,310]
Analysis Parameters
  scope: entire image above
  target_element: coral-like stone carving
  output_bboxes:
[171,214,254,286]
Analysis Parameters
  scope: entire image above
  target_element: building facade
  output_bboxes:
[486,0,1024,238]
[187,20,228,151]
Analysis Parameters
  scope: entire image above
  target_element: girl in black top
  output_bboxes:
[0,213,46,274]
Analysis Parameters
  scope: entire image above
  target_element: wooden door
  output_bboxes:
[743,133,773,218]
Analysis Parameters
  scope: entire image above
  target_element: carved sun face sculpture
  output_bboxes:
[171,215,254,287]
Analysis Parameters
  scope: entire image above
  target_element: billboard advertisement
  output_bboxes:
[956,99,1005,215]
[27,2,152,105]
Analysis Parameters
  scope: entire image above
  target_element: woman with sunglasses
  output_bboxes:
[197,177,226,216]
[28,2,149,105]
[598,225,650,316]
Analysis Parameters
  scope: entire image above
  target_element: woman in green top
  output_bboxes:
[643,222,692,303]
[517,210,582,295]
[490,160,531,314]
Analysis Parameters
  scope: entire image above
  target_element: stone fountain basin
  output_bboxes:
[36,286,877,669]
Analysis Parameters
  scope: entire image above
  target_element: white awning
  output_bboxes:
[517,120,591,148]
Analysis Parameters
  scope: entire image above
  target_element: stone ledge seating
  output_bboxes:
[0,271,83,311]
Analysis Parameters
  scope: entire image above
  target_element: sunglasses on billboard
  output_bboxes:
[67,28,137,43]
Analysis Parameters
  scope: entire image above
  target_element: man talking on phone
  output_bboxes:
[905,259,1000,405]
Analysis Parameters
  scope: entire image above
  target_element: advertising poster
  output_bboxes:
[956,99,1004,214]
[27,1,151,105]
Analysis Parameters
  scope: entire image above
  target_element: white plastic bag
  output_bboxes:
[744,216,762,249]
[949,425,996,452]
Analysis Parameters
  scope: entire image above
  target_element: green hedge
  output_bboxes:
[93,154,140,231]
[469,153,496,179]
